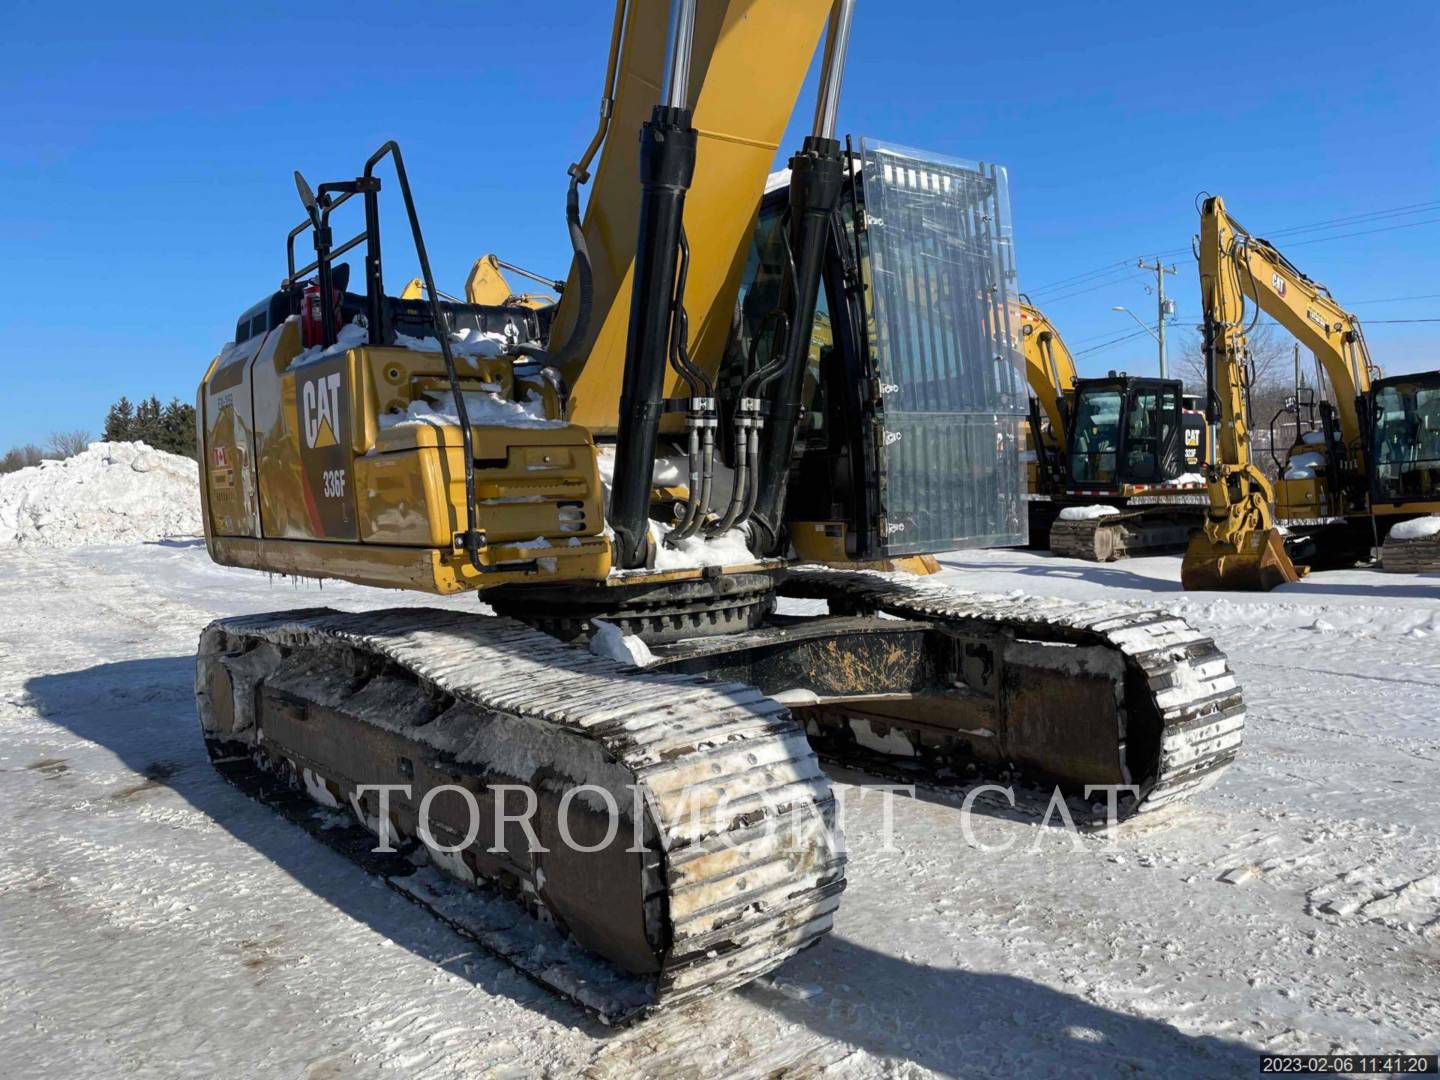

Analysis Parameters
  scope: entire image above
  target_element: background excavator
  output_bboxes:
[1019,302,1210,561]
[194,0,1247,1021]
[1182,195,1440,590]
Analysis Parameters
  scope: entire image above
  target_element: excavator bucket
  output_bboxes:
[1181,527,1305,591]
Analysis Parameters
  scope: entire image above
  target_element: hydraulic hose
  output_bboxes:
[709,313,788,536]
[513,173,593,368]
[511,0,625,367]
[665,228,719,545]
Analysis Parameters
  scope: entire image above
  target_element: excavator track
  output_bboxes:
[1049,507,1203,562]
[775,569,1245,816]
[1380,531,1440,573]
[196,608,844,1025]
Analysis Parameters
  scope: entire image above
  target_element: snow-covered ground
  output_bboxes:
[1,540,1436,1078]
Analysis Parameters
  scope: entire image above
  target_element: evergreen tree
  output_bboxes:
[104,396,135,441]
[99,392,199,458]
[134,396,163,447]
[159,398,197,457]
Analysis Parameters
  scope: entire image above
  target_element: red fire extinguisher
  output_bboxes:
[300,282,342,348]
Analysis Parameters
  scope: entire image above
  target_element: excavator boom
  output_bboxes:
[1182,196,1305,590]
[1183,195,1439,583]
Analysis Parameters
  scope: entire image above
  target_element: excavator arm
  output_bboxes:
[1019,301,1078,446]
[1207,203,1377,531]
[1017,300,1078,499]
[1182,196,1311,589]
[1202,197,1374,446]
[1187,197,1440,578]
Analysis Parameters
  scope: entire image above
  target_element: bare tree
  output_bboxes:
[0,445,45,474]
[47,430,92,459]
[1176,318,1315,480]
[1177,318,1292,394]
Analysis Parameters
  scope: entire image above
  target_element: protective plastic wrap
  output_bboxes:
[859,140,1027,554]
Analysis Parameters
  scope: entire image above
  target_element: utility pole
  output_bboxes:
[1138,257,1177,378]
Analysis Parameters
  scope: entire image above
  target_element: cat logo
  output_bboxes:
[1270,273,1286,297]
[302,373,343,449]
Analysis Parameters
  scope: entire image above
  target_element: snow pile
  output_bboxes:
[0,441,201,547]
[1284,451,1328,479]
[588,619,655,667]
[593,444,713,497]
[507,536,563,572]
[1059,504,1121,521]
[288,322,370,369]
[289,323,515,371]
[394,327,512,358]
[593,444,754,573]
[1389,516,1440,541]
[650,520,756,571]
[379,389,565,431]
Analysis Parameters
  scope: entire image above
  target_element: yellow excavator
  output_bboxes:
[195,0,1247,1022]
[1182,194,1440,589]
[1019,302,1210,561]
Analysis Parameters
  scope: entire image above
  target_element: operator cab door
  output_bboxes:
[1370,373,1440,504]
[1121,379,1185,484]
[1068,382,1124,487]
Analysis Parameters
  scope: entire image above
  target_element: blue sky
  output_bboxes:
[3,0,1437,447]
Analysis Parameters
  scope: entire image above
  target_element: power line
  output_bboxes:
[1281,216,1440,248]
[1073,326,1155,357]
[1256,200,1440,241]
[1026,198,1440,301]
[1026,259,1134,295]
[1067,322,1157,346]
[1028,264,1142,300]
[1361,318,1440,324]
[1350,292,1440,305]
[1032,269,1152,306]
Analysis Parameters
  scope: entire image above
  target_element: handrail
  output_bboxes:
[286,189,357,284]
[289,229,367,283]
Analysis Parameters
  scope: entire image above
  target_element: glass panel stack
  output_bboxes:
[859,140,1028,554]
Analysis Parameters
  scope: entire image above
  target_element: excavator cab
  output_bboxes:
[1370,373,1440,505]
[1066,376,1186,489]
[1046,375,1206,561]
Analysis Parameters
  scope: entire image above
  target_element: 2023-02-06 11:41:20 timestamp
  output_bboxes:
[1259,1054,1437,1073]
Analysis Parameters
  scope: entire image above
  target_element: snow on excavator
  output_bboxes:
[194,0,1246,1021]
